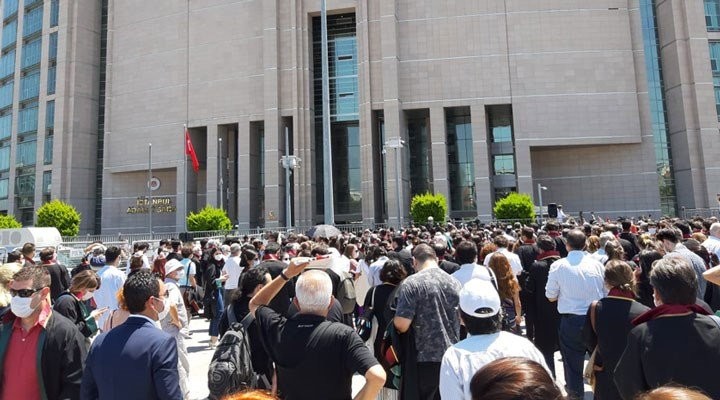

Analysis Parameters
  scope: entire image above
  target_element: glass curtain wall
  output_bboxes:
[312,13,361,222]
[446,107,476,215]
[640,0,677,216]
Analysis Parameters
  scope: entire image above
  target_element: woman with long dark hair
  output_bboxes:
[204,247,227,348]
[636,250,663,308]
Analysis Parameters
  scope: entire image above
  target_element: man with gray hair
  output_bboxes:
[250,261,385,399]
[702,222,720,260]
[615,257,720,399]
[590,231,616,264]
[221,243,243,301]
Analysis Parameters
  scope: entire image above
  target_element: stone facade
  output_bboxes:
[97,0,720,233]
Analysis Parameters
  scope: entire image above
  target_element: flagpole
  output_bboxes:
[184,124,188,233]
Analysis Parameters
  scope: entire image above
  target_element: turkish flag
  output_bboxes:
[185,127,200,172]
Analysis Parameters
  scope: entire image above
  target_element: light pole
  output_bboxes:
[384,137,405,229]
[280,127,301,230]
[218,137,223,211]
[320,0,334,225]
[148,143,153,235]
[537,183,547,224]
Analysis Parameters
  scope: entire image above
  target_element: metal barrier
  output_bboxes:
[681,208,720,219]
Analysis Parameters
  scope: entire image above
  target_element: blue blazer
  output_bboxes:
[80,316,182,400]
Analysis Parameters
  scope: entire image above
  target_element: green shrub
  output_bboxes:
[0,214,21,229]
[187,205,232,232]
[36,200,81,236]
[493,192,536,223]
[410,192,448,224]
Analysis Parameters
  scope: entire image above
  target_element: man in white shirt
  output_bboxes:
[125,242,150,275]
[557,205,567,223]
[222,243,243,301]
[545,229,605,399]
[95,246,127,330]
[451,241,495,287]
[483,235,523,276]
[360,247,388,288]
[703,222,720,260]
[439,279,548,400]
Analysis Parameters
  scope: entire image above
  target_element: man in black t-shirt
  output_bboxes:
[250,261,385,400]
[38,247,70,303]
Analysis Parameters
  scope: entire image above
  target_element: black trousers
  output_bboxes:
[416,362,441,400]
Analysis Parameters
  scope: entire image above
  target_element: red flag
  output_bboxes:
[185,127,200,172]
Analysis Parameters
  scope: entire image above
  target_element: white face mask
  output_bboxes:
[81,291,94,301]
[156,297,170,321]
[11,295,38,318]
[214,254,224,261]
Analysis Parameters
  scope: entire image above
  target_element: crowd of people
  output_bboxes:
[0,215,718,399]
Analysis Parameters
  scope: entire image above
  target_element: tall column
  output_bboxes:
[430,107,449,204]
[262,0,281,228]
[205,124,219,207]
[471,105,493,219]
[380,0,407,226]
[237,118,251,229]
[357,0,376,225]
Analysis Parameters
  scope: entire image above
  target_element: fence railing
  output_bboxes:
[681,208,720,219]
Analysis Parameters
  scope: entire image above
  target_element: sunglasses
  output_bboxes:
[10,288,42,298]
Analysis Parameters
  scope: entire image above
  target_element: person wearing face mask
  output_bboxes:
[162,260,190,399]
[204,247,227,348]
[0,265,87,400]
[94,246,126,330]
[53,270,107,341]
[81,270,182,400]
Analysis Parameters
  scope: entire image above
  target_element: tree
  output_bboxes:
[0,214,21,229]
[410,192,448,224]
[493,192,536,223]
[36,200,81,236]
[186,205,232,232]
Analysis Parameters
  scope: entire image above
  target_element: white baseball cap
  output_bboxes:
[459,279,501,318]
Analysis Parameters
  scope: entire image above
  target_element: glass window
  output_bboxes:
[21,36,41,69]
[16,138,36,166]
[0,82,13,109]
[3,0,18,19]
[2,20,17,49]
[24,0,42,9]
[0,145,9,171]
[42,170,50,194]
[18,102,37,133]
[493,155,515,175]
[47,65,55,95]
[20,69,39,101]
[15,173,34,197]
[0,49,15,79]
[22,6,43,38]
[50,0,59,27]
[406,113,431,197]
[43,134,52,164]
[48,32,57,60]
[0,113,11,140]
[0,178,8,199]
[710,42,720,73]
[707,0,720,30]
[447,108,476,212]
[488,106,514,143]
[45,100,54,129]
[715,77,720,117]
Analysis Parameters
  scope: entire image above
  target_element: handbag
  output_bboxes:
[356,287,377,342]
[584,300,603,387]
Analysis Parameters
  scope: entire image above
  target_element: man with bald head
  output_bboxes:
[250,261,385,399]
[702,222,720,261]
[545,229,605,399]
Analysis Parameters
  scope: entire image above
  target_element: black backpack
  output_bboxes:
[207,306,258,399]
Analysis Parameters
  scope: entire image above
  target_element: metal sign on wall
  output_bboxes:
[126,197,176,214]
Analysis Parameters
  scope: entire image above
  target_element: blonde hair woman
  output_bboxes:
[0,262,21,316]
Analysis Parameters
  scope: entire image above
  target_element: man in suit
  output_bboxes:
[81,270,181,400]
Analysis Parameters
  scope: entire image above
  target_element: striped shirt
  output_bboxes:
[545,250,606,315]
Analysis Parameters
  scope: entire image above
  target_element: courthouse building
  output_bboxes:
[2,1,720,233]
